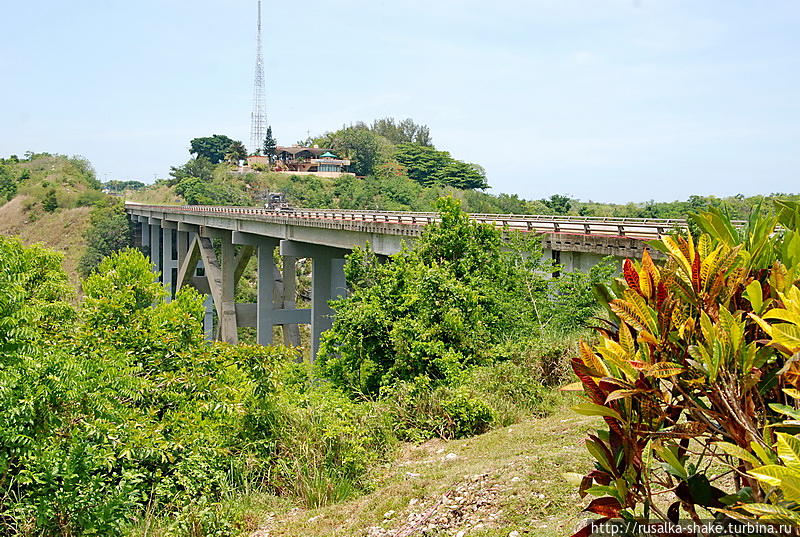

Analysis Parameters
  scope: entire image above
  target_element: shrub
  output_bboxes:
[383,362,555,442]
[75,189,105,206]
[78,198,133,276]
[262,363,396,507]
[568,201,800,534]
[382,378,494,441]
[0,245,308,536]
[319,198,551,395]
[42,188,58,212]
[0,164,16,201]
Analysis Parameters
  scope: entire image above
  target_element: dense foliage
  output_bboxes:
[189,134,247,164]
[569,200,800,534]
[318,198,546,395]
[0,241,393,536]
[0,164,17,201]
[320,198,609,396]
[78,197,134,275]
[102,179,147,193]
[370,117,433,146]
[167,157,250,206]
[310,119,486,189]
[394,143,488,189]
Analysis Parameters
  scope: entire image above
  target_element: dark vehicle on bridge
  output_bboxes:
[264,192,294,212]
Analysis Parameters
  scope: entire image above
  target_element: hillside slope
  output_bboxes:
[0,154,107,286]
[0,195,91,287]
[241,401,595,537]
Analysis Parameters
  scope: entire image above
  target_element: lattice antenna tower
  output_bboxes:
[250,0,267,154]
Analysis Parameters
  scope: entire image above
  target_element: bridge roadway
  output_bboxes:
[125,202,681,357]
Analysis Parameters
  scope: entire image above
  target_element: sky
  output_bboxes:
[1,1,799,203]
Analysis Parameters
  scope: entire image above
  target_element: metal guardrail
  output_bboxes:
[125,202,705,240]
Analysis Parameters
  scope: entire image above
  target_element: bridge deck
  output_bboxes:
[125,202,688,239]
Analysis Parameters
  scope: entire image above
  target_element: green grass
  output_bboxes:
[227,396,596,537]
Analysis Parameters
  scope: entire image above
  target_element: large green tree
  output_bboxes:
[167,156,215,186]
[318,198,545,395]
[263,126,277,163]
[394,143,488,189]
[78,198,134,276]
[189,134,245,164]
[316,126,389,176]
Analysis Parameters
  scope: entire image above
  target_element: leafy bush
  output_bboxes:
[383,361,556,442]
[266,365,396,507]
[381,378,495,441]
[78,197,133,276]
[75,189,106,206]
[0,164,17,201]
[42,188,58,212]
[175,176,249,206]
[0,242,398,536]
[568,201,800,534]
[319,197,550,395]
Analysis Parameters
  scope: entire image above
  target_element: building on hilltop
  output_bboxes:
[247,145,353,177]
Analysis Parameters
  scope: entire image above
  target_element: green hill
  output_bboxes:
[0,153,109,285]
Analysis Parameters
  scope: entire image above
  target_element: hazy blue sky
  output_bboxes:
[2,1,798,202]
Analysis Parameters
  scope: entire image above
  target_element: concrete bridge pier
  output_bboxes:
[280,240,348,358]
[160,220,178,301]
[139,217,150,255]
[148,217,161,275]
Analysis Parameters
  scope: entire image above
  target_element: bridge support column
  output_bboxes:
[140,218,150,254]
[281,256,300,347]
[176,230,189,272]
[203,295,214,340]
[161,221,178,301]
[253,239,280,346]
[232,232,291,348]
[148,218,161,276]
[280,240,349,360]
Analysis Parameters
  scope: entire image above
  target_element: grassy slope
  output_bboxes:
[0,195,91,287]
[0,155,108,287]
[124,184,183,205]
[239,399,596,537]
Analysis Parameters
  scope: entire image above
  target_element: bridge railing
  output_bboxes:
[125,202,736,240]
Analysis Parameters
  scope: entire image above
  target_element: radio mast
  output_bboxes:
[249,0,266,155]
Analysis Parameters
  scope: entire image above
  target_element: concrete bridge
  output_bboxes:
[125,202,684,357]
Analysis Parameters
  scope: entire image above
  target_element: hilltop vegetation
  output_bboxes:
[0,153,115,283]
[123,116,800,221]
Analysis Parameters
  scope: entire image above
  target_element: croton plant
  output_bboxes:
[569,201,800,536]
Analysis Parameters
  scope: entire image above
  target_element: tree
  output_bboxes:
[167,156,214,186]
[42,188,58,212]
[394,143,488,189]
[0,164,16,201]
[263,126,277,164]
[78,198,134,276]
[225,140,247,164]
[319,198,546,395]
[541,194,571,215]
[189,134,244,164]
[318,126,387,176]
[371,118,433,147]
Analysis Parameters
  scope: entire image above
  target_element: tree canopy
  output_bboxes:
[394,143,488,189]
[370,117,433,146]
[189,134,247,164]
[263,125,277,163]
[319,198,546,394]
